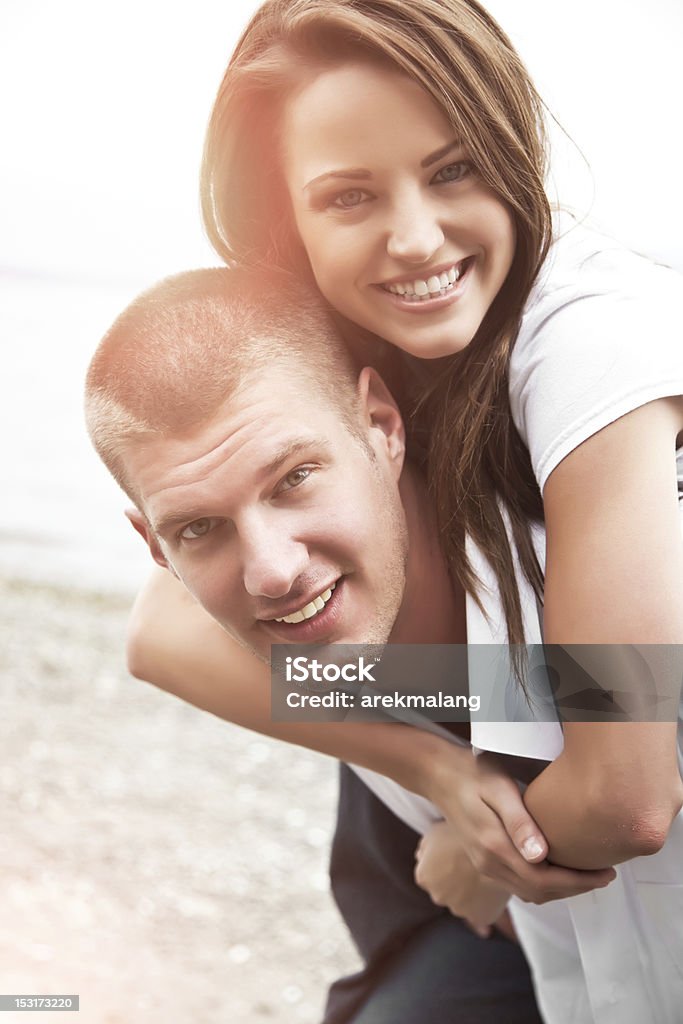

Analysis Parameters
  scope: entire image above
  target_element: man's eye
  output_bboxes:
[279,466,313,492]
[180,517,219,540]
[330,188,371,210]
[432,161,471,184]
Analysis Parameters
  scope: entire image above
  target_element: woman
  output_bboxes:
[129,1,683,1020]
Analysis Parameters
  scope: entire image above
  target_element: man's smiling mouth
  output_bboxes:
[272,582,337,624]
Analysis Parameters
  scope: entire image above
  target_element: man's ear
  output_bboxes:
[125,508,175,574]
[357,367,406,475]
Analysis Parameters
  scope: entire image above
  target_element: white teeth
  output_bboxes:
[285,610,305,623]
[274,583,336,624]
[384,263,465,301]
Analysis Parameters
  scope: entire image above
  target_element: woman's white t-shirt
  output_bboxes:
[469,211,683,759]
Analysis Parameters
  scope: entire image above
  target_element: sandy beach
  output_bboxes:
[0,576,359,1023]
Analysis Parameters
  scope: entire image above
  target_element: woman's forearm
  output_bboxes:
[524,722,683,870]
[537,400,683,868]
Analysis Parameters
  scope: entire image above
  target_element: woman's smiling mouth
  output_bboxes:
[377,257,475,311]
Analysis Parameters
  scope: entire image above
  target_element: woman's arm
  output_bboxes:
[525,397,683,869]
[127,566,614,899]
[389,399,683,914]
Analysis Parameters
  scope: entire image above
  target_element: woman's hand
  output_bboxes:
[422,746,616,902]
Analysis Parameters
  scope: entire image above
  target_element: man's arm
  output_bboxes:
[128,566,452,791]
[127,567,615,900]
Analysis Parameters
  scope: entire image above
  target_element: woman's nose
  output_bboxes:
[385,195,445,265]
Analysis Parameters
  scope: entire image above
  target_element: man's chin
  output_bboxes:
[221,623,272,667]
[248,640,272,667]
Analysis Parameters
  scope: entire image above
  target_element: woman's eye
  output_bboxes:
[180,517,219,540]
[279,466,313,492]
[330,189,370,210]
[433,161,471,184]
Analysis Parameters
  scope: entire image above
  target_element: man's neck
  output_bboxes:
[390,464,465,645]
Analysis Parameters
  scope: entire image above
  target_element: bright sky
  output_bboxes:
[0,1,261,285]
[1,0,682,286]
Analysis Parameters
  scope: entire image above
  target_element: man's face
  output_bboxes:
[125,365,408,663]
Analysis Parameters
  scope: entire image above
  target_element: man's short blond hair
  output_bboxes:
[85,267,364,505]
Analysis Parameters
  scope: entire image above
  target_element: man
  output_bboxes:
[85,267,679,1023]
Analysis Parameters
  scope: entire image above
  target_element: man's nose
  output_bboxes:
[240,518,309,599]
[385,192,445,265]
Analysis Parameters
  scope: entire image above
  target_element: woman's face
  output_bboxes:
[282,62,516,359]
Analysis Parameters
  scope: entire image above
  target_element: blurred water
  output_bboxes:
[0,271,151,594]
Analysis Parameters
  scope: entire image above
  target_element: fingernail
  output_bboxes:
[521,837,544,860]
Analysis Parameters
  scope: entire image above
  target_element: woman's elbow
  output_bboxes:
[647,775,683,851]
[593,784,683,860]
[625,816,674,858]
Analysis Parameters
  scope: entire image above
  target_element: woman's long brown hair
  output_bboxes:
[201,0,552,666]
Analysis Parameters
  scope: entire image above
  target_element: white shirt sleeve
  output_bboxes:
[510,226,683,492]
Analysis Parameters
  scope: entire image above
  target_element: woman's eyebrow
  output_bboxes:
[421,140,461,168]
[302,139,462,191]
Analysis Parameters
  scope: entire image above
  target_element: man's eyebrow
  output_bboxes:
[261,437,333,477]
[152,437,333,537]
[153,508,211,538]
